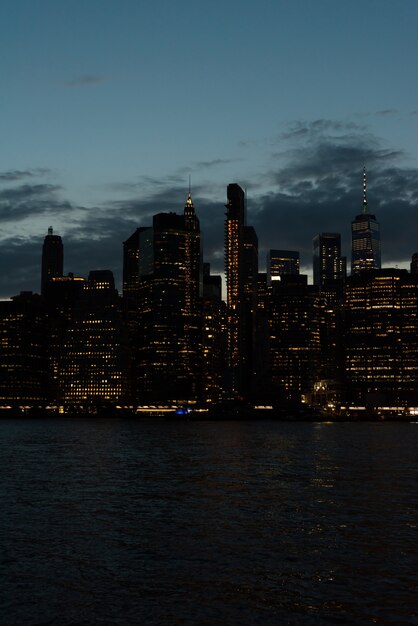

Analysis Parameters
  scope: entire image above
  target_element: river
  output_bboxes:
[1,418,417,624]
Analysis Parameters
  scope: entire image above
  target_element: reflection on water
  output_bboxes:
[1,419,417,625]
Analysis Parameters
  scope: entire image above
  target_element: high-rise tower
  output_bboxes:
[41,227,63,295]
[267,250,300,284]
[225,184,245,394]
[351,168,381,274]
[313,233,345,287]
[60,270,124,404]
[133,194,202,404]
[345,269,418,405]
[224,183,258,397]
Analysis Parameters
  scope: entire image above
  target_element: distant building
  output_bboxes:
[43,273,86,401]
[351,169,381,274]
[313,233,345,287]
[134,194,202,404]
[122,227,151,401]
[224,183,258,398]
[267,250,299,284]
[345,269,418,406]
[312,279,345,405]
[122,227,149,335]
[268,275,319,403]
[0,292,50,406]
[60,271,124,405]
[202,264,227,403]
[241,224,258,394]
[41,227,63,295]
[411,252,418,275]
[253,272,271,400]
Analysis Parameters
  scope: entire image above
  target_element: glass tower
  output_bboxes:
[351,169,381,275]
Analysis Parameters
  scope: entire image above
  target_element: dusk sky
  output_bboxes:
[1,0,418,298]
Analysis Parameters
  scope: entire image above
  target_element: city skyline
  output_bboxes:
[1,1,418,298]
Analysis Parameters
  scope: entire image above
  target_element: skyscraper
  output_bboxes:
[267,250,300,284]
[313,233,345,287]
[345,269,418,406]
[134,194,202,404]
[0,292,50,406]
[60,271,124,405]
[41,227,63,295]
[43,273,86,401]
[225,183,245,395]
[268,275,319,403]
[351,168,381,274]
[224,183,258,397]
[202,264,227,403]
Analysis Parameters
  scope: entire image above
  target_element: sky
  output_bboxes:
[1,0,418,298]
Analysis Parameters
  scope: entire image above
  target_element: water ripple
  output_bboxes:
[1,420,417,625]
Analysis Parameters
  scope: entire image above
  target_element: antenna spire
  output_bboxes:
[185,176,194,211]
[363,166,367,214]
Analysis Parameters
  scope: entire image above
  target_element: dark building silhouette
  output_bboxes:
[312,279,345,406]
[252,272,271,400]
[122,227,149,333]
[202,264,227,403]
[313,233,345,287]
[60,271,124,405]
[0,292,50,406]
[267,250,300,284]
[41,227,63,295]
[411,253,418,275]
[241,225,258,394]
[134,194,202,404]
[224,183,258,398]
[43,273,86,402]
[225,184,245,388]
[345,269,418,406]
[351,169,381,274]
[122,227,150,400]
[268,275,319,403]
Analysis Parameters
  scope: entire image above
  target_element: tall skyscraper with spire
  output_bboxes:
[131,191,202,404]
[351,168,381,274]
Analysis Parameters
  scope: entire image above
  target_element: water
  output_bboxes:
[1,419,417,625]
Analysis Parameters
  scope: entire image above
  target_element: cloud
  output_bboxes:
[194,158,241,169]
[0,168,51,182]
[0,119,417,298]
[248,121,418,270]
[0,237,42,298]
[280,119,367,141]
[65,74,106,87]
[374,108,398,116]
[0,184,73,223]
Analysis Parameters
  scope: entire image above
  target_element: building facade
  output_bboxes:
[224,183,258,398]
[313,233,345,287]
[267,250,300,284]
[60,271,124,406]
[268,275,319,403]
[0,292,50,406]
[345,269,418,406]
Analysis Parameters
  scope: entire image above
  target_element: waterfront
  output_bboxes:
[1,419,417,625]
